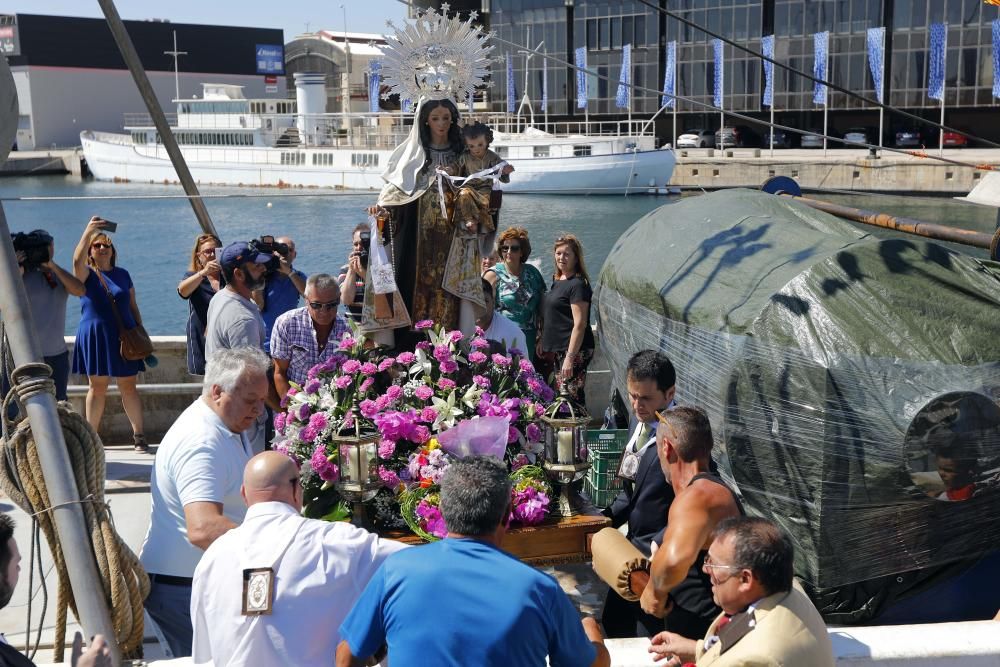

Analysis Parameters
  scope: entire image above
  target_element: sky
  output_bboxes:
[6,0,410,39]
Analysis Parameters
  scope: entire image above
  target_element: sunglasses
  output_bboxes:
[91,242,113,249]
[500,245,521,252]
[308,300,340,311]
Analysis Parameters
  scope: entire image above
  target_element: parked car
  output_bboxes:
[893,127,925,148]
[800,129,824,149]
[762,129,795,148]
[715,125,761,148]
[676,129,716,148]
[843,127,871,146]
[941,129,970,147]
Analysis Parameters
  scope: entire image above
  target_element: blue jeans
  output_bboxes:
[144,578,193,658]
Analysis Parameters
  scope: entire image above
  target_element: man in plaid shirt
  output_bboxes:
[270,273,349,400]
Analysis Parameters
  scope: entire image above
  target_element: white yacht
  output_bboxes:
[81,79,675,195]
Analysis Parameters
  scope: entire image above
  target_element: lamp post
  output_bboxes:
[332,404,381,527]
[540,388,591,517]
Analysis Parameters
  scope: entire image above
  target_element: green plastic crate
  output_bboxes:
[585,429,629,508]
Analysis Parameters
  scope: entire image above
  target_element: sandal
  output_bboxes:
[133,434,150,453]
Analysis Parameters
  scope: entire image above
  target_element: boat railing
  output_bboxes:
[469,113,652,138]
[123,112,178,127]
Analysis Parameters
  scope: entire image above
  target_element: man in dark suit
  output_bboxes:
[0,514,112,667]
[601,350,677,638]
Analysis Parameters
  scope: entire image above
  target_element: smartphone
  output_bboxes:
[102,220,119,233]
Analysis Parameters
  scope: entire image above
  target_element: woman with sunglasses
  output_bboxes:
[72,217,149,452]
[484,227,545,361]
[539,234,595,403]
[177,233,222,375]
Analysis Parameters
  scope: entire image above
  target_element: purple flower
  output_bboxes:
[414,385,434,401]
[511,453,530,471]
[471,338,491,349]
[509,347,525,357]
[396,351,416,365]
[296,403,311,422]
[473,375,491,389]
[304,379,322,394]
[491,353,511,367]
[341,359,362,374]
[378,466,401,489]
[415,341,431,351]
[378,439,397,458]
[512,486,550,526]
[438,378,456,390]
[310,445,339,482]
[378,358,395,371]
[359,377,374,392]
[468,351,488,364]
[412,425,431,444]
[374,394,391,412]
[375,409,423,442]
[308,412,328,431]
[433,344,452,363]
[507,425,521,444]
[439,360,458,374]
[361,362,378,375]
[448,330,464,343]
[359,399,378,419]
[338,337,357,350]
[415,500,447,538]
[519,359,535,374]
[526,378,544,396]
[415,319,434,330]
[299,425,318,443]
[420,406,438,423]
[334,375,353,390]
[525,423,542,442]
[385,385,404,402]
[475,326,485,336]
[273,412,286,434]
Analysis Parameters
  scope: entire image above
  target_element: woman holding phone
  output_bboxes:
[72,216,149,452]
[177,233,223,374]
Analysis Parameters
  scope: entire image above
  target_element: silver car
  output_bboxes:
[676,129,715,148]
[843,127,870,145]
[800,129,824,149]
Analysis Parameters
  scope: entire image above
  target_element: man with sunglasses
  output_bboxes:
[192,451,405,666]
[270,274,349,400]
[639,407,744,642]
[648,517,833,667]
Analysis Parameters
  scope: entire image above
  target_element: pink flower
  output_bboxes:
[375,409,424,442]
[468,351,488,364]
[414,385,434,401]
[415,319,434,330]
[341,359,362,374]
[416,500,447,538]
[288,387,298,396]
[511,453,530,471]
[438,378,456,390]
[473,375,491,388]
[378,466,401,489]
[310,445,339,482]
[420,406,438,423]
[385,385,404,401]
[448,330,464,343]
[308,412,328,431]
[512,485,550,525]
[396,351,416,365]
[415,341,431,351]
[525,423,542,442]
[273,412,286,434]
[359,399,378,419]
[433,344,452,363]
[339,337,357,350]
[300,425,318,443]
[475,326,485,336]
[334,375,353,389]
[439,360,458,374]
[374,394,390,411]
[471,338,491,349]
[492,353,511,367]
[378,358,395,371]
[519,359,535,374]
[378,439,397,458]
[507,425,521,444]
[411,425,431,444]
[361,362,378,375]
[359,377,374,392]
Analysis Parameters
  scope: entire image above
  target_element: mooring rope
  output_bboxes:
[0,333,148,662]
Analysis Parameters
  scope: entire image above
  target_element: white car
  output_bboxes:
[676,129,716,148]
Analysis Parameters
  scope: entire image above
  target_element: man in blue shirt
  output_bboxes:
[253,235,307,349]
[336,456,611,667]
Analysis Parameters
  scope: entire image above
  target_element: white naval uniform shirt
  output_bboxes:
[191,501,408,666]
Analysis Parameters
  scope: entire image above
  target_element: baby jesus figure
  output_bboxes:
[455,122,514,258]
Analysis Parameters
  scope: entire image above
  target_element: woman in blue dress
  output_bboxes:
[72,217,148,452]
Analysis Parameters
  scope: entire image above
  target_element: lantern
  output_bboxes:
[332,403,381,526]
[540,387,592,516]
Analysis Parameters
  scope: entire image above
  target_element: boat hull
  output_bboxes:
[81,131,675,195]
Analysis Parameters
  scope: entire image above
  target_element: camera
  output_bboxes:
[11,230,53,271]
[357,230,371,268]
[249,235,287,273]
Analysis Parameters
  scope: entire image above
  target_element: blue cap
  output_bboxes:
[219,241,271,270]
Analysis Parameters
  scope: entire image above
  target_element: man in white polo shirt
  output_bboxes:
[476,278,527,355]
[140,346,270,658]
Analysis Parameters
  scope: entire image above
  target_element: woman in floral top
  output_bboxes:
[484,227,546,361]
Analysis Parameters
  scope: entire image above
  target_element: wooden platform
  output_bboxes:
[384,512,611,566]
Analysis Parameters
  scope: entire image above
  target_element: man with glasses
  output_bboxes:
[648,517,833,667]
[639,407,744,641]
[270,274,349,400]
[601,350,676,638]
[192,451,405,666]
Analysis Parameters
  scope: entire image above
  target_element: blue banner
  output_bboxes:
[928,23,946,101]
[762,35,775,108]
[541,55,548,112]
[402,99,413,114]
[255,44,284,75]
[368,61,381,113]
[712,39,724,109]
[506,53,516,114]
[662,41,676,109]
[866,27,885,103]
[993,19,1000,98]
[813,31,828,105]
[616,43,632,108]
[575,46,588,109]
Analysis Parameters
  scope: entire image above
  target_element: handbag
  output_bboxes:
[94,268,154,362]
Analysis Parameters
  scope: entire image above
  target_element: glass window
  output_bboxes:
[533,146,550,158]
[612,17,622,49]
[635,14,646,46]
[961,47,977,87]
[588,19,598,50]
[622,16,633,45]
[573,145,592,156]
[911,2,927,28]
[734,7,747,40]
[894,0,911,29]
[947,0,963,25]
[789,3,805,36]
[963,0,980,25]
[599,18,610,50]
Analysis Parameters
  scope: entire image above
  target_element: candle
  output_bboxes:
[346,447,362,481]
[557,430,574,464]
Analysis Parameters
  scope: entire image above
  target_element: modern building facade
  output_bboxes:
[414,0,1000,144]
[5,13,285,150]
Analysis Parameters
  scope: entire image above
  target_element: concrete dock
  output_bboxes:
[1,150,86,177]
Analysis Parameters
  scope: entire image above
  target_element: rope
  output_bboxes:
[0,343,148,662]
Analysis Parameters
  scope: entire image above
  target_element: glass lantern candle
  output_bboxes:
[332,403,381,526]
[540,387,592,517]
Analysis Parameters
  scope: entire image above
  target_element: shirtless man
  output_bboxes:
[639,406,744,641]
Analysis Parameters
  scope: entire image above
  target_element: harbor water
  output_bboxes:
[0,174,995,335]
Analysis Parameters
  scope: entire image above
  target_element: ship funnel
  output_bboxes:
[294,72,327,146]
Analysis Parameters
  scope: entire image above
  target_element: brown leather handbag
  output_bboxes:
[94,268,154,361]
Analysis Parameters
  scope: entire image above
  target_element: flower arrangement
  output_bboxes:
[272,322,556,535]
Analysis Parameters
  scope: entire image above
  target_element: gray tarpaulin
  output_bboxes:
[596,188,1000,623]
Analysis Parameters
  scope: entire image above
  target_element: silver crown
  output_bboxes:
[381,6,494,103]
